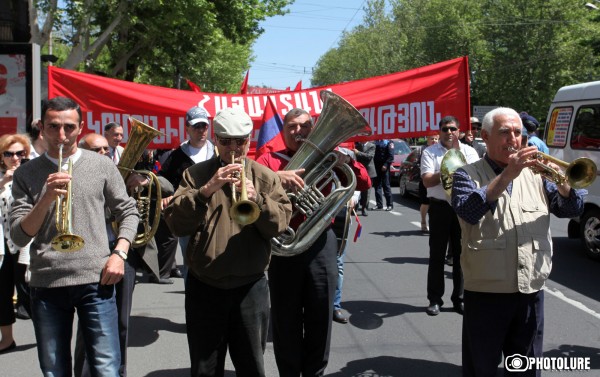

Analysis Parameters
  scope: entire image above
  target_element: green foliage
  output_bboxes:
[33,0,292,91]
[312,0,600,121]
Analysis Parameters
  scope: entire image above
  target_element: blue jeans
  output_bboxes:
[333,248,346,310]
[30,284,120,377]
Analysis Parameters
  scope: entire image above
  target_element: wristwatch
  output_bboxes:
[111,249,128,261]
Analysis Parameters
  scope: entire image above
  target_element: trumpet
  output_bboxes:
[229,151,260,225]
[508,146,597,189]
[51,143,85,252]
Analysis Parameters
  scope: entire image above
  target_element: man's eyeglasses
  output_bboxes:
[217,137,248,146]
[3,150,27,158]
[90,146,110,153]
[441,126,458,132]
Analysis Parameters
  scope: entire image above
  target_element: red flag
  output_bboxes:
[255,97,285,158]
[185,79,201,92]
[293,80,302,91]
[239,71,249,94]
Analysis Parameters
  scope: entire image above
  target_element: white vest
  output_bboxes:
[459,160,552,293]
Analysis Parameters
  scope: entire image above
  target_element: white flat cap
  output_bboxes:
[213,107,253,137]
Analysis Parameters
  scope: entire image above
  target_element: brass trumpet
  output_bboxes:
[508,146,597,189]
[51,143,85,252]
[229,151,260,225]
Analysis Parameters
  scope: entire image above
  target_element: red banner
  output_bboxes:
[48,57,470,149]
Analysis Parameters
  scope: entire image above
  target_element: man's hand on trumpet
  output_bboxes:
[233,176,258,202]
[199,163,243,197]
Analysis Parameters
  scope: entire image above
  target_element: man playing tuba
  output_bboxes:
[164,107,291,377]
[256,107,370,376]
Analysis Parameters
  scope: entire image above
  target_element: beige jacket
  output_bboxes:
[459,160,552,293]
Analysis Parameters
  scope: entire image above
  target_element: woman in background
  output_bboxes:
[0,134,31,353]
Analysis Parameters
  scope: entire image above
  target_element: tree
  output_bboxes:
[311,0,600,120]
[30,0,292,91]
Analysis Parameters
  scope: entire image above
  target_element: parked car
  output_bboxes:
[389,139,412,186]
[398,148,423,197]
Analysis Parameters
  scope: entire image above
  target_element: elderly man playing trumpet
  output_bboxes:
[451,107,586,376]
[164,107,291,377]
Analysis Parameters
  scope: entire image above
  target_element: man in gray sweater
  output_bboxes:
[9,97,139,376]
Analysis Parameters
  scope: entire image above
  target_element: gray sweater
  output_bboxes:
[10,150,139,288]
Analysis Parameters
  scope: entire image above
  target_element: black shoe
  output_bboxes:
[149,276,174,285]
[361,208,368,216]
[333,309,348,324]
[374,206,384,210]
[445,256,453,266]
[426,303,440,316]
[170,268,184,278]
[386,206,393,211]
[453,302,464,315]
[0,341,16,354]
[15,305,30,320]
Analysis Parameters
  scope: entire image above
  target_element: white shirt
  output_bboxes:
[420,142,480,201]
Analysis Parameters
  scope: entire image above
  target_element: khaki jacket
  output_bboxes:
[459,160,552,293]
[164,157,292,289]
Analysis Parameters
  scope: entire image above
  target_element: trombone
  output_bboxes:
[229,151,260,225]
[51,143,85,252]
[508,147,597,189]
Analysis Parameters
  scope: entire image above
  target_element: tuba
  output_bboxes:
[113,117,164,247]
[51,143,85,252]
[271,90,372,257]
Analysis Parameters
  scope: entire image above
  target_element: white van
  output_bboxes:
[544,80,600,260]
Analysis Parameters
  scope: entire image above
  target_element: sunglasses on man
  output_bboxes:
[3,150,27,158]
[441,126,459,132]
[217,137,248,146]
[90,146,110,153]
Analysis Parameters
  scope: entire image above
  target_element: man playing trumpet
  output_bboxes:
[164,107,291,377]
[9,97,139,376]
[451,107,586,376]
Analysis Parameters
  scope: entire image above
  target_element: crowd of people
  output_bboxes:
[0,96,584,377]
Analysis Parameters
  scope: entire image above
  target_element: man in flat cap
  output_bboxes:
[164,107,292,377]
[520,112,549,153]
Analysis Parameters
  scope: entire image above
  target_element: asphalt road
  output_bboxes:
[2,192,600,376]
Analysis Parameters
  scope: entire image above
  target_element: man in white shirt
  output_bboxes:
[104,122,125,164]
[420,115,479,316]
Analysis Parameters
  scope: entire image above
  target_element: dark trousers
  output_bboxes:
[0,248,15,326]
[373,166,391,208]
[462,290,544,377]
[154,217,178,278]
[74,250,140,377]
[186,274,269,377]
[269,229,338,377]
[427,199,463,306]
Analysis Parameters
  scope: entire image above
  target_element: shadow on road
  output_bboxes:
[544,344,600,369]
[129,315,186,348]
[343,300,422,330]
[371,230,424,238]
[550,236,600,302]
[383,256,428,265]
[325,355,462,377]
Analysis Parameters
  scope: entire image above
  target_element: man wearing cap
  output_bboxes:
[520,112,549,153]
[154,106,217,283]
[470,117,487,158]
[164,107,292,377]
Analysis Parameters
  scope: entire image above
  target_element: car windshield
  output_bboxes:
[393,140,411,155]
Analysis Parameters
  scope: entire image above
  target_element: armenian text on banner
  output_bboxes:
[48,56,470,150]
